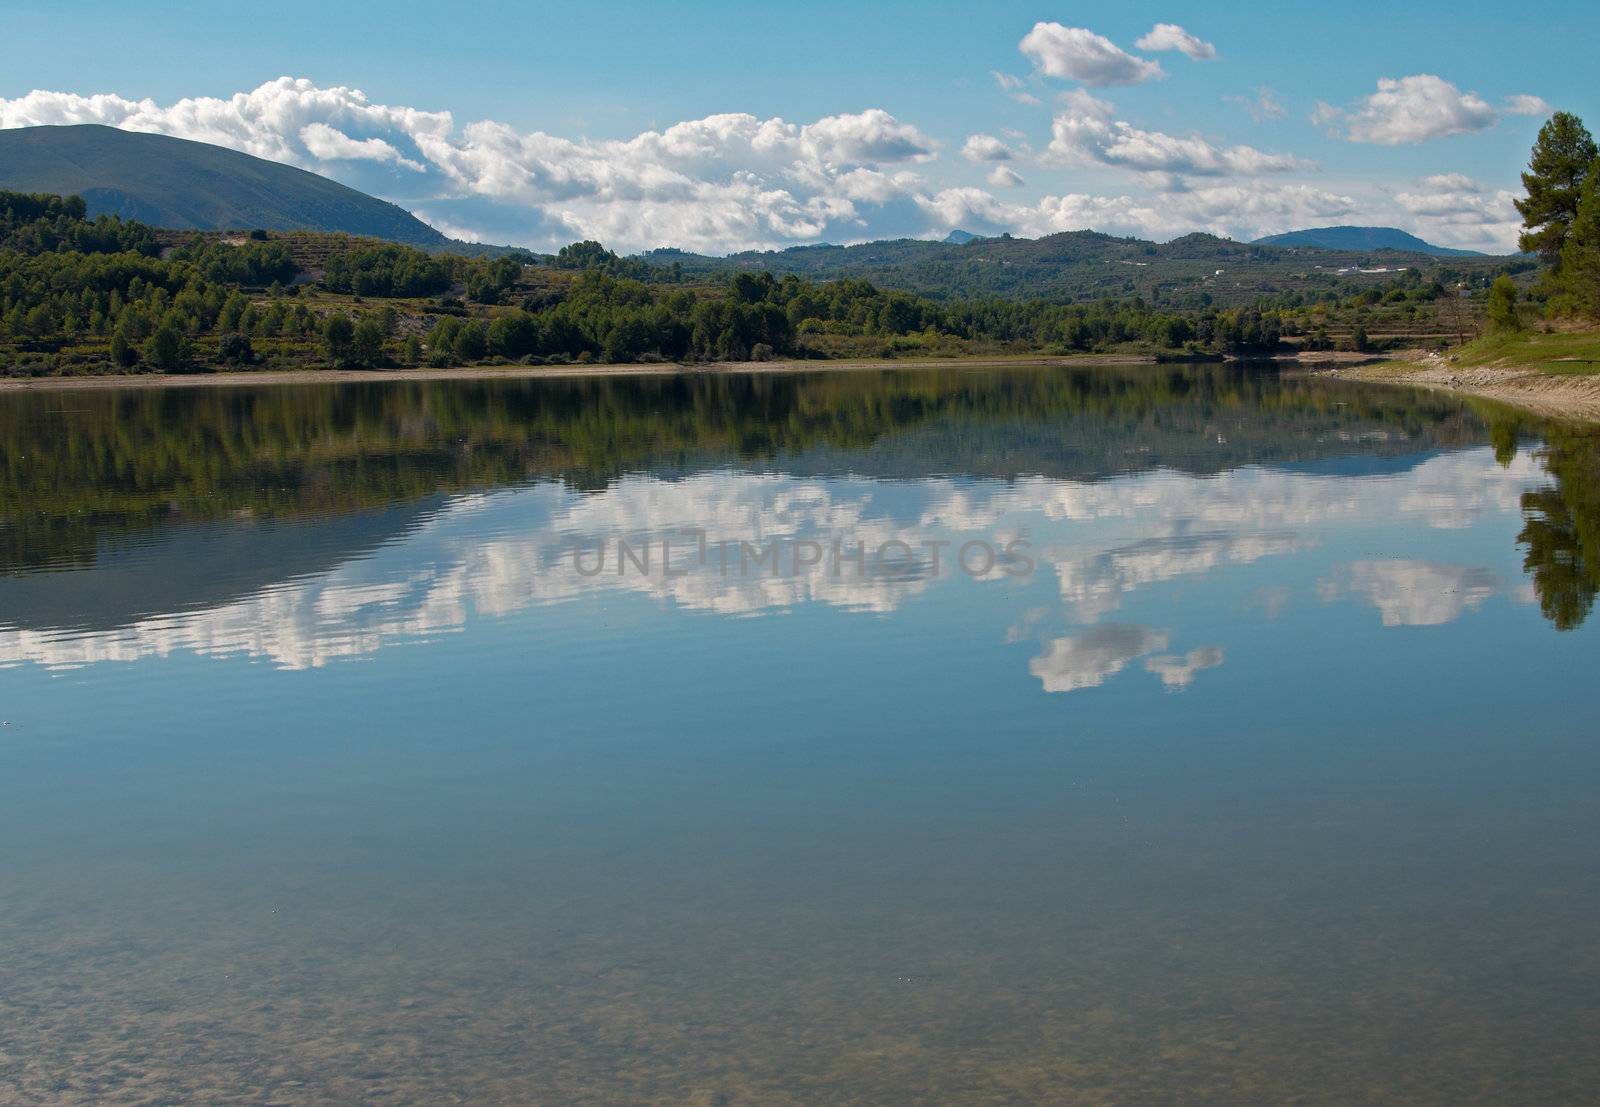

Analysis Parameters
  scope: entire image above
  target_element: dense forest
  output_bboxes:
[1,187,1513,377]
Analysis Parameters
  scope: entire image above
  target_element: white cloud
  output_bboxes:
[918,180,1354,243]
[1394,175,1521,251]
[1135,23,1217,61]
[1047,92,1306,178]
[1320,561,1497,626]
[0,78,948,255]
[1322,75,1499,145]
[1144,645,1225,689]
[1019,23,1164,87]
[987,165,1025,188]
[0,71,1529,254]
[1419,172,1480,192]
[1052,532,1308,622]
[961,133,1014,162]
[1030,625,1169,693]
[299,122,425,171]
[1505,94,1553,116]
[1,447,1539,672]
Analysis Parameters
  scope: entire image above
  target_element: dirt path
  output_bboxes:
[1328,354,1600,423]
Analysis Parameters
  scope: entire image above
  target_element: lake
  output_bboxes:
[1,364,1597,1105]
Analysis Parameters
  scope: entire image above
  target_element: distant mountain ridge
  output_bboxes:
[1251,225,1483,257]
[0,124,447,247]
[642,226,1510,304]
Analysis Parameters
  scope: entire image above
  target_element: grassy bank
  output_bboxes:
[1329,325,1600,423]
[1436,327,1600,375]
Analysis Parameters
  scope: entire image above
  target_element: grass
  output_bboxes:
[1446,327,1600,375]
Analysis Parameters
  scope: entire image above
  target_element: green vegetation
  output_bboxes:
[1555,164,1600,320]
[1430,329,1600,375]
[0,364,1495,577]
[1368,111,1600,378]
[1516,111,1600,330]
[1514,425,1600,629]
[2,186,1512,378]
[1516,112,1597,265]
[13,360,1591,632]
[1487,275,1521,331]
[645,229,1517,306]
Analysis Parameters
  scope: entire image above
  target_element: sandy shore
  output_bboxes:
[1327,353,1600,423]
[0,354,1155,393]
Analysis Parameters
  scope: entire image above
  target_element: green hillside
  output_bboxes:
[0,124,447,246]
[643,229,1514,305]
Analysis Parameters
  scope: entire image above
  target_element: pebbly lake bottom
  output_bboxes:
[0,363,1597,1104]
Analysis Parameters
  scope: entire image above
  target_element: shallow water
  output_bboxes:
[1,365,1597,1104]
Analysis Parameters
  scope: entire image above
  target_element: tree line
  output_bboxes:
[1,186,1487,374]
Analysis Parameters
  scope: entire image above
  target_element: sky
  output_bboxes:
[1,0,1596,255]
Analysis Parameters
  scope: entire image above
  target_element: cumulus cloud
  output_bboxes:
[299,122,426,171]
[1317,75,1504,145]
[1319,561,1498,626]
[1052,532,1308,622]
[1419,172,1479,191]
[1394,174,1521,251]
[1030,625,1169,693]
[1047,91,1306,178]
[1144,645,1225,689]
[918,180,1354,243]
[0,77,942,255]
[987,165,1025,188]
[961,133,1014,162]
[2,72,1509,252]
[1019,23,1163,87]
[1135,23,1217,61]
[1505,94,1553,116]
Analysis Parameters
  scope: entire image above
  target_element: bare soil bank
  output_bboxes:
[1328,352,1600,423]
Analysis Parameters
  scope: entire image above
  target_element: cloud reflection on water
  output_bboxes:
[0,448,1546,681]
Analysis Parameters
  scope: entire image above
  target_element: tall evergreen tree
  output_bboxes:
[1558,159,1600,320]
[1515,112,1597,265]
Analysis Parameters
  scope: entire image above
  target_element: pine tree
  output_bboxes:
[1516,112,1597,265]
[1559,160,1600,320]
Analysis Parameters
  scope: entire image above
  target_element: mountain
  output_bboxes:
[0,124,447,246]
[642,228,1510,305]
[1251,225,1483,257]
[943,229,984,245]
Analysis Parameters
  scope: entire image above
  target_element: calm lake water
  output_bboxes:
[1,364,1597,1105]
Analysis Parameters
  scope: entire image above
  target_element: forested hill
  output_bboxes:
[0,125,448,247]
[642,229,1512,303]
[1252,225,1484,257]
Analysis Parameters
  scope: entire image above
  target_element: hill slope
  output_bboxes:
[0,124,447,246]
[1252,225,1482,257]
[643,229,1510,305]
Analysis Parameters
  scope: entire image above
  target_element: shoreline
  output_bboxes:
[0,349,1379,393]
[1326,354,1600,424]
[0,353,1148,392]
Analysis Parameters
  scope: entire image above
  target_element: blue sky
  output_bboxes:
[3,1,1596,253]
